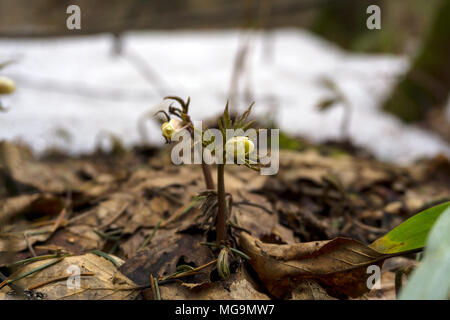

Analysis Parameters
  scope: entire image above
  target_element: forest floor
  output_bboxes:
[0,137,449,300]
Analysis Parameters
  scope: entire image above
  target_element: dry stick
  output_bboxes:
[23,232,37,257]
[98,203,129,230]
[150,274,157,300]
[216,164,227,243]
[27,272,95,291]
[50,208,67,234]
[161,259,218,281]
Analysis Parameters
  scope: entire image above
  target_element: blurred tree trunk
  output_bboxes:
[382,0,450,122]
[310,0,381,50]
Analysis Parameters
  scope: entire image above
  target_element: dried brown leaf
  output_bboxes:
[0,253,139,300]
[238,232,390,299]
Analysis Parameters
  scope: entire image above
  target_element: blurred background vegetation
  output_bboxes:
[1,0,449,138]
[0,0,441,55]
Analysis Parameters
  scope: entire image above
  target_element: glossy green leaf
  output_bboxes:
[370,201,450,254]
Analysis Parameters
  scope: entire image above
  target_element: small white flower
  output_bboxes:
[161,118,183,140]
[225,136,254,157]
[0,76,15,95]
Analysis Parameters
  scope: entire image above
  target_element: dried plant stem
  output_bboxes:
[216,164,227,243]
[27,272,94,290]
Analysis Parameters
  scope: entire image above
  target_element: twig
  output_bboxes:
[98,203,129,230]
[23,232,37,257]
[50,208,67,234]
[150,274,157,299]
[27,272,95,290]
[160,259,218,281]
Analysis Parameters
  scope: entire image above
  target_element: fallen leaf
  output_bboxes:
[151,265,270,300]
[119,231,215,287]
[238,232,389,299]
[0,253,139,300]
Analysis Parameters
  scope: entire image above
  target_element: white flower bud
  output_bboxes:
[0,76,15,95]
[161,118,183,140]
[225,136,254,157]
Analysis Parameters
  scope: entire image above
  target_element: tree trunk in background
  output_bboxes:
[310,0,372,50]
[382,0,450,123]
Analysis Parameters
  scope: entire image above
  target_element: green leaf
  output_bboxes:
[370,201,450,254]
[399,206,450,299]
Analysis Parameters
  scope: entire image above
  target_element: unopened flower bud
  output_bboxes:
[161,118,183,140]
[217,248,230,280]
[225,136,254,157]
[0,76,15,95]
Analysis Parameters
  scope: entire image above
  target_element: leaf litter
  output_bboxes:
[0,139,449,299]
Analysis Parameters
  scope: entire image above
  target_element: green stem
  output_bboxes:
[201,162,215,190]
[216,164,227,243]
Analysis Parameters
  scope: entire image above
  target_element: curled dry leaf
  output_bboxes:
[0,253,139,300]
[238,232,394,299]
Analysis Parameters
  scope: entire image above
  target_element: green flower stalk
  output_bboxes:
[156,96,214,190]
[157,97,259,245]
